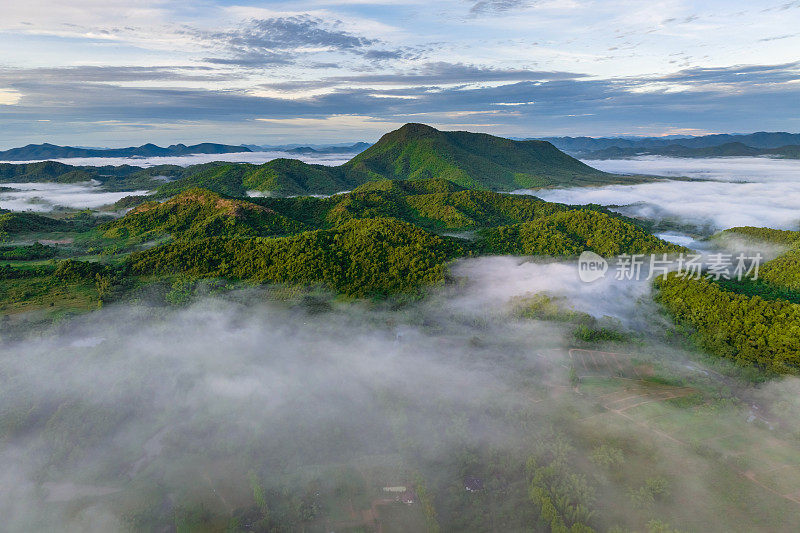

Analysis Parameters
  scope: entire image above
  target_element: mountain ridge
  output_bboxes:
[0,142,251,161]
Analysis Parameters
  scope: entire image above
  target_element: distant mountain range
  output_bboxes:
[285,142,372,155]
[576,142,800,160]
[541,132,800,159]
[240,142,371,153]
[0,142,251,161]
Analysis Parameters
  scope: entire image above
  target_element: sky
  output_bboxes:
[0,0,798,147]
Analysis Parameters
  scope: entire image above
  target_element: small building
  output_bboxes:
[464,476,484,492]
[399,489,417,504]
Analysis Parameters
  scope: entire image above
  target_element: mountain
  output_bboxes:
[341,123,609,190]
[0,142,251,161]
[542,132,800,155]
[577,142,800,160]
[286,142,372,155]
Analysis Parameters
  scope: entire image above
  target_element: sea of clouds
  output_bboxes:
[0,182,150,212]
[525,156,800,232]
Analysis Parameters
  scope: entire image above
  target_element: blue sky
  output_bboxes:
[0,0,798,147]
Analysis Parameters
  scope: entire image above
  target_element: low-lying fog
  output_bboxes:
[0,182,149,212]
[4,256,800,532]
[524,156,800,232]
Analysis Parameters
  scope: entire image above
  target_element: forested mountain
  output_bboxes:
[341,123,610,189]
[0,142,251,161]
[0,124,647,196]
[0,210,69,234]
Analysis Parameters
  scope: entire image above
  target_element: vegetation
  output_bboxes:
[480,210,686,257]
[100,188,303,241]
[0,210,69,234]
[758,248,800,291]
[0,242,57,260]
[654,272,800,373]
[128,218,465,297]
[710,226,800,246]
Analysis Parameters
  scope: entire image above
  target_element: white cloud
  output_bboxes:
[0,89,22,105]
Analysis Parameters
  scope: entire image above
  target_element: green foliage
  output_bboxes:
[101,188,303,241]
[654,272,800,373]
[573,324,628,343]
[113,195,152,209]
[590,445,625,469]
[0,161,94,183]
[480,210,686,257]
[526,433,598,532]
[628,477,671,510]
[515,293,594,323]
[713,276,800,304]
[0,211,68,234]
[0,242,57,260]
[128,218,464,297]
[759,247,800,291]
[711,226,800,246]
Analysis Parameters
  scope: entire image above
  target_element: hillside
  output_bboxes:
[0,142,251,161]
[253,177,583,231]
[100,188,302,241]
[479,210,685,257]
[0,210,70,234]
[128,217,464,296]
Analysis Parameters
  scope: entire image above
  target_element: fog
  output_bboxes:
[3,256,800,531]
[6,151,354,168]
[0,182,149,212]
[525,157,800,232]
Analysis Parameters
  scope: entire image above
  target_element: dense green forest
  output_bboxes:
[82,179,681,296]
[128,218,465,297]
[654,272,800,373]
[479,210,684,257]
[654,228,800,374]
[710,226,800,246]
[0,210,69,234]
[101,188,303,241]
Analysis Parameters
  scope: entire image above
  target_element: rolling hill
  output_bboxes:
[100,188,302,241]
